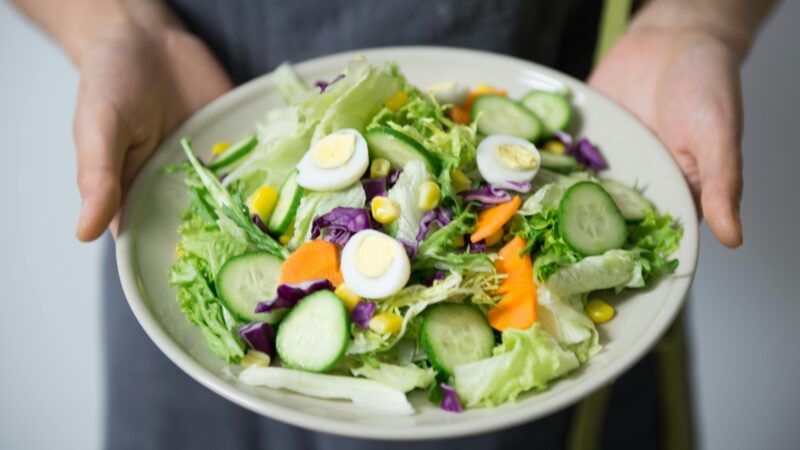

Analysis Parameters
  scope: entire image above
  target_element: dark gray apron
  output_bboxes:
[102,1,673,448]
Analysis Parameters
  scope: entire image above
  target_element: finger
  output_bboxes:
[73,90,129,242]
[696,125,744,248]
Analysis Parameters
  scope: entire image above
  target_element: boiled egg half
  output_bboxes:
[476,134,541,184]
[426,81,468,106]
[296,129,369,191]
[340,229,411,299]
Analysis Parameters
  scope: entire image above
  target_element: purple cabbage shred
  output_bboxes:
[460,185,512,205]
[350,301,377,329]
[469,240,487,253]
[388,169,403,186]
[237,322,276,359]
[399,238,418,260]
[254,279,333,313]
[440,383,463,413]
[416,207,453,242]
[361,177,388,203]
[314,73,345,93]
[252,214,270,234]
[554,132,607,170]
[311,207,373,247]
[420,271,446,287]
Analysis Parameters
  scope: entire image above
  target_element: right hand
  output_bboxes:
[73,18,231,241]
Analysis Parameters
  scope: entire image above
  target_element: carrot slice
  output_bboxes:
[279,240,344,287]
[449,106,471,125]
[488,236,537,331]
[470,196,521,243]
[487,289,536,331]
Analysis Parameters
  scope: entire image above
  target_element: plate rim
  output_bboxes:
[116,45,699,440]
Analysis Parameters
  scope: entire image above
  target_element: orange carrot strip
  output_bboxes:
[279,240,344,287]
[488,236,537,331]
[470,196,521,243]
[449,106,471,125]
[487,289,536,331]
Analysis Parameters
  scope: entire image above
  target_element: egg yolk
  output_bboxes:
[355,234,395,278]
[495,144,538,170]
[310,133,356,169]
[426,81,457,93]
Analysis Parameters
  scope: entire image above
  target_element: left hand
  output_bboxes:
[589,25,744,247]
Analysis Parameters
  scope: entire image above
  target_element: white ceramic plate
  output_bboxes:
[117,47,698,440]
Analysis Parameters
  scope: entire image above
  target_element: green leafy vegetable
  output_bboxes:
[628,210,683,282]
[545,249,643,297]
[288,182,366,249]
[386,160,434,243]
[351,362,436,393]
[453,324,579,407]
[536,286,600,363]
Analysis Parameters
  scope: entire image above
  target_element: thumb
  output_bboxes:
[696,125,744,248]
[73,90,129,242]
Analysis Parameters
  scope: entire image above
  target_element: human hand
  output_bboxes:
[73,17,231,241]
[589,20,746,247]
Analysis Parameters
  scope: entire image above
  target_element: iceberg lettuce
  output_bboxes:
[288,182,366,249]
[387,160,433,244]
[350,362,436,393]
[544,249,644,297]
[453,324,579,407]
[536,285,600,363]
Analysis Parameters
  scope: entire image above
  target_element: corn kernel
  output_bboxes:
[485,227,504,246]
[450,169,472,192]
[369,312,403,334]
[586,299,615,324]
[371,196,400,224]
[335,283,362,311]
[250,186,279,221]
[278,220,295,245]
[241,350,271,368]
[542,140,566,155]
[472,83,494,94]
[452,234,465,248]
[211,141,231,155]
[370,158,391,178]
[417,181,441,211]
[384,91,409,111]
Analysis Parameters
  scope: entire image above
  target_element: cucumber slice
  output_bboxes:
[521,91,572,135]
[217,252,284,323]
[600,180,654,222]
[539,151,579,173]
[420,303,495,379]
[208,135,258,172]
[558,181,628,256]
[472,94,543,141]
[267,169,303,236]
[276,291,350,372]
[365,127,440,174]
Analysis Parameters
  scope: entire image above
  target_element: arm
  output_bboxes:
[589,0,777,248]
[11,0,232,241]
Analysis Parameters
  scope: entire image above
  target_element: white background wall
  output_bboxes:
[0,1,797,449]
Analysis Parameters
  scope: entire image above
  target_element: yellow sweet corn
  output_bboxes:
[450,169,472,192]
[250,186,279,221]
[417,181,441,211]
[384,91,409,111]
[586,299,615,324]
[542,140,566,155]
[176,248,185,258]
[485,227,504,246]
[334,283,362,311]
[278,220,295,245]
[371,196,400,224]
[241,350,271,368]
[369,312,403,334]
[211,141,231,155]
[370,158,391,178]
[472,83,494,94]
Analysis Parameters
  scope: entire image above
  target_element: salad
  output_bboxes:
[168,58,682,414]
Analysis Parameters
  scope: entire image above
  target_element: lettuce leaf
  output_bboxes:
[288,182,366,249]
[350,362,436,393]
[169,256,246,362]
[387,160,433,244]
[628,210,683,282]
[453,324,579,407]
[536,286,600,363]
[545,249,643,297]
[176,218,247,278]
[414,205,494,274]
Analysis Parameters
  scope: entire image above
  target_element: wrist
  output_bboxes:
[630,0,760,64]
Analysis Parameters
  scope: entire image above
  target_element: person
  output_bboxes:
[11,0,775,449]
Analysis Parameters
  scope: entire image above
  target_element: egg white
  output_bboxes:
[296,129,369,191]
[476,134,541,184]
[340,230,411,299]
[426,81,468,106]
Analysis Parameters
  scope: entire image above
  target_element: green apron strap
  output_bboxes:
[593,0,633,64]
